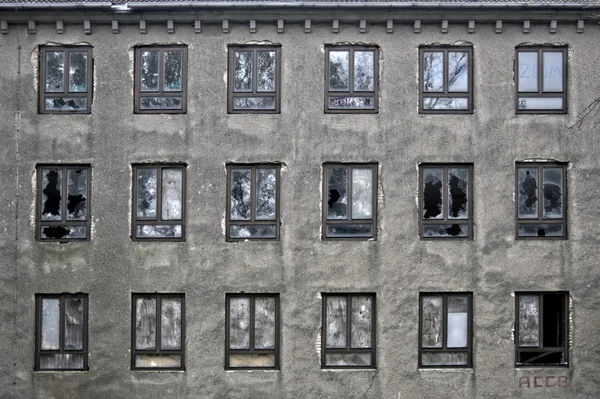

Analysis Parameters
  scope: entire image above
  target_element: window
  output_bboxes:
[322,293,376,368]
[39,46,92,114]
[515,46,567,113]
[226,294,279,369]
[515,292,568,366]
[516,163,566,238]
[37,165,90,241]
[323,163,377,240]
[419,293,473,368]
[420,46,473,113]
[132,294,185,370]
[132,164,186,240]
[227,164,280,241]
[419,164,473,239]
[228,46,281,113]
[35,294,88,370]
[134,46,187,113]
[325,46,379,113]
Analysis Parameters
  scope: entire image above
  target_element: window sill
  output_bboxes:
[225,369,280,372]
[321,368,377,372]
[34,370,89,374]
[418,368,473,373]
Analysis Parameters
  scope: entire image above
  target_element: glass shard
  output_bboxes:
[423,52,443,92]
[423,97,469,110]
[45,97,87,111]
[543,52,563,92]
[254,297,276,349]
[136,168,157,218]
[230,169,251,220]
[233,97,276,110]
[257,51,276,92]
[329,51,349,91]
[229,225,276,239]
[517,97,563,110]
[517,223,563,238]
[325,353,372,367]
[256,168,276,220]
[421,352,468,366]
[135,355,181,368]
[229,297,250,349]
[326,296,347,348]
[40,354,84,370]
[140,51,159,92]
[448,52,468,92]
[161,168,183,221]
[543,168,563,219]
[136,225,182,238]
[327,167,347,220]
[64,297,84,350]
[229,354,275,368]
[68,52,87,92]
[234,51,252,92]
[41,298,60,350]
[422,224,469,238]
[448,168,468,219]
[352,168,373,219]
[41,168,62,221]
[421,296,443,348]
[326,224,372,238]
[519,295,540,347]
[354,51,374,92]
[140,97,182,110]
[423,168,443,219]
[518,168,538,219]
[46,51,64,93]
[518,52,539,92]
[447,296,468,348]
[164,50,183,91]
[161,298,182,350]
[329,96,374,110]
[136,297,156,350]
[351,296,372,348]
[67,168,87,221]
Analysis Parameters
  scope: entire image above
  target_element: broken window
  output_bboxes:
[39,46,93,114]
[322,293,376,368]
[515,292,568,366]
[420,46,473,113]
[515,46,567,114]
[131,293,185,370]
[134,46,187,113]
[37,165,90,241]
[132,164,186,240]
[325,46,379,113]
[323,163,377,240]
[419,293,472,368]
[228,45,281,113]
[226,164,280,241]
[516,163,566,238]
[226,294,279,369]
[35,294,88,370]
[420,164,473,239]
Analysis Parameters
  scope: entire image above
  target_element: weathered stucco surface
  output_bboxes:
[1,17,600,398]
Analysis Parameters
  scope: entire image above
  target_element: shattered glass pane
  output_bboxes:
[423,97,469,110]
[45,97,87,111]
[257,51,276,92]
[518,97,563,110]
[136,168,157,218]
[140,97,182,110]
[423,224,469,238]
[40,354,84,370]
[68,52,87,92]
[234,51,252,92]
[229,354,275,368]
[136,297,156,350]
[41,298,60,350]
[254,296,276,349]
[325,353,372,367]
[230,169,251,220]
[543,168,563,219]
[448,52,468,92]
[423,168,443,219]
[354,51,374,92]
[329,97,374,110]
[136,225,182,238]
[64,297,84,350]
[229,297,250,349]
[135,355,181,368]
[161,298,182,350]
[41,168,62,221]
[329,51,349,91]
[326,296,347,348]
[161,168,183,221]
[229,225,276,239]
[518,168,538,219]
[519,295,540,347]
[327,167,347,220]
[351,296,372,348]
[518,52,538,92]
[140,51,159,92]
[352,168,373,219]
[423,52,443,92]
[421,352,468,366]
[326,224,372,238]
[45,51,64,93]
[41,225,86,240]
[543,52,563,92]
[518,223,563,238]
[447,296,468,348]
[448,168,468,219]
[233,97,276,110]
[256,168,276,220]
[67,168,87,220]
[164,50,183,91]
[421,296,443,348]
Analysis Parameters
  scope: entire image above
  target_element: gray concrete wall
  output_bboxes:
[1,16,600,398]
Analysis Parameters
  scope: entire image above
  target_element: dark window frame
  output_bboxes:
[515,162,567,240]
[321,292,377,369]
[132,163,187,242]
[39,46,93,114]
[419,163,474,240]
[131,293,186,371]
[515,292,569,367]
[225,293,280,370]
[134,45,188,114]
[419,46,473,114]
[322,163,378,241]
[226,163,281,242]
[35,293,89,371]
[36,164,91,242]
[418,292,473,369]
[515,46,567,114]
[227,45,282,114]
[324,45,379,114]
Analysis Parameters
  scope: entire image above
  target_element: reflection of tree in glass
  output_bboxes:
[164,52,182,90]
[448,173,467,218]
[329,52,349,90]
[69,53,87,92]
[231,171,251,219]
[520,171,538,210]
[234,52,252,91]
[257,52,275,92]
[543,183,562,214]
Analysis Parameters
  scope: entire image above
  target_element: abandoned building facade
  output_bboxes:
[1,0,600,397]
